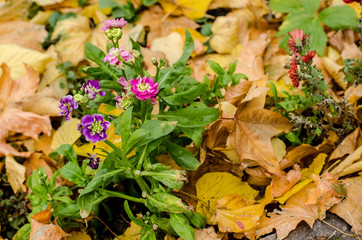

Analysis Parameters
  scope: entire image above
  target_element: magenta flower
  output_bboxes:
[288,28,307,53]
[102,18,127,31]
[79,114,110,143]
[82,80,106,100]
[130,76,159,104]
[87,145,100,170]
[117,76,128,88]
[59,95,78,121]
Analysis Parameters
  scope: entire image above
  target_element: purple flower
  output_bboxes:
[102,18,127,31]
[80,114,110,143]
[130,76,159,104]
[87,145,100,170]
[59,95,78,121]
[82,80,106,100]
[104,47,120,66]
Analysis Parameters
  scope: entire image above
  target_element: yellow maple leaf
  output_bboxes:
[196,172,259,223]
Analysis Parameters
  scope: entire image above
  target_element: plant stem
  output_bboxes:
[101,189,146,204]
[104,139,131,167]
[136,144,148,170]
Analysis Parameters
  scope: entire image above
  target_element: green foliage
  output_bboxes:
[343,59,362,86]
[270,0,358,55]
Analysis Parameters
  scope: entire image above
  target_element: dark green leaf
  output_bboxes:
[162,84,205,105]
[180,127,203,147]
[54,144,78,166]
[165,141,200,171]
[114,107,133,143]
[169,213,195,240]
[185,211,206,229]
[269,0,302,13]
[60,162,87,187]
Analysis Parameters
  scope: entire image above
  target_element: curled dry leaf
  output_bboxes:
[330,176,362,235]
[329,127,360,161]
[5,155,26,193]
[195,227,220,240]
[271,169,301,198]
[196,172,258,222]
[0,64,51,157]
[23,152,55,180]
[245,167,272,186]
[331,145,362,177]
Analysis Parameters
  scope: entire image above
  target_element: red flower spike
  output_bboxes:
[288,58,300,87]
[343,0,361,3]
[302,50,316,63]
[288,28,307,53]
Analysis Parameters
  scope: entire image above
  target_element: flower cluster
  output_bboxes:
[287,28,317,87]
[102,18,127,31]
[87,145,100,170]
[130,76,159,104]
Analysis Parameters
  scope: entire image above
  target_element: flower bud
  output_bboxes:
[151,57,158,66]
[159,59,167,67]
[111,28,123,39]
[74,93,84,103]
[132,50,140,58]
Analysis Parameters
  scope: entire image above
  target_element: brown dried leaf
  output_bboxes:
[5,155,26,193]
[210,16,239,54]
[195,227,220,240]
[23,153,55,180]
[329,127,360,161]
[271,169,301,198]
[150,32,184,65]
[330,176,362,234]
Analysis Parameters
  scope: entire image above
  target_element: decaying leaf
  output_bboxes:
[331,145,362,177]
[5,155,26,193]
[118,221,143,240]
[51,118,81,151]
[330,176,362,235]
[67,231,92,240]
[271,169,301,198]
[150,32,184,65]
[195,227,220,240]
[210,16,239,54]
[196,172,258,222]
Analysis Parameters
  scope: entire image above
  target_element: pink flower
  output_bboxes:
[130,76,159,104]
[288,58,300,87]
[104,47,120,65]
[120,49,133,61]
[117,77,128,88]
[301,50,316,63]
[102,18,127,31]
[288,28,307,53]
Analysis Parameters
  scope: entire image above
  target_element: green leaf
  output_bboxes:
[319,5,359,30]
[300,0,320,14]
[208,60,225,75]
[308,19,327,56]
[13,223,31,240]
[78,192,95,219]
[54,144,78,166]
[180,127,204,147]
[84,42,118,80]
[114,107,133,143]
[27,170,48,199]
[142,0,157,7]
[162,84,205,105]
[124,200,149,227]
[165,141,200,171]
[185,211,206,229]
[150,215,177,235]
[158,29,194,89]
[100,80,122,90]
[169,213,195,240]
[60,162,87,187]
[146,193,189,213]
[159,107,220,127]
[125,120,177,153]
[269,0,302,13]
[98,0,119,8]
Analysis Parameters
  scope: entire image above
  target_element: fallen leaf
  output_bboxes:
[0,21,47,51]
[33,0,64,6]
[51,118,81,151]
[52,14,107,65]
[271,169,301,198]
[210,16,239,54]
[195,227,220,240]
[23,153,55,180]
[0,64,51,156]
[271,137,286,163]
[118,221,142,240]
[0,44,52,79]
[224,79,252,105]
[0,0,31,22]
[330,176,362,235]
[5,155,26,193]
[322,57,346,90]
[30,204,69,240]
[245,167,272,186]
[329,127,360,161]
[150,32,184,65]
[29,10,54,25]
[196,172,259,222]
[158,0,212,20]
[22,87,61,116]
[331,145,362,177]
[210,187,272,233]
